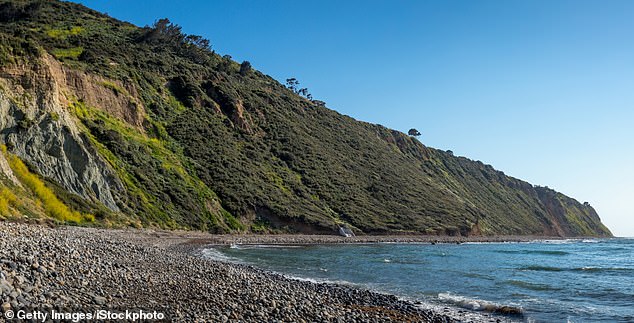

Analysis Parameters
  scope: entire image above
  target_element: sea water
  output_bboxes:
[203,238,634,322]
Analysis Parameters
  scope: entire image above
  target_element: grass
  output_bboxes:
[69,99,232,231]
[0,187,18,217]
[52,46,84,60]
[99,80,127,97]
[221,209,243,231]
[167,95,187,113]
[71,100,188,179]
[2,145,92,223]
[46,26,83,39]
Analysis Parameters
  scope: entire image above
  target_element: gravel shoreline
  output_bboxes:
[179,233,564,247]
[0,222,524,322]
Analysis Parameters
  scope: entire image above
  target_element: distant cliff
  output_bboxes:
[0,0,611,236]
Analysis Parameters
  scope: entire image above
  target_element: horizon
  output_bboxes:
[72,0,634,237]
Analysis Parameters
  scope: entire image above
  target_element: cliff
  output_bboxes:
[0,0,612,236]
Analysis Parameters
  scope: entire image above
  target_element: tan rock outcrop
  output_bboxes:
[0,55,125,211]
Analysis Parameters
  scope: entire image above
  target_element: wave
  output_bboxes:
[578,289,634,303]
[282,274,324,284]
[438,292,524,316]
[530,239,577,244]
[202,248,358,287]
[506,280,561,291]
[283,274,358,287]
[228,244,306,249]
[519,265,564,272]
[572,266,634,274]
[200,248,245,264]
[462,241,517,245]
[496,249,569,256]
[518,265,633,275]
[531,238,609,244]
[463,272,495,280]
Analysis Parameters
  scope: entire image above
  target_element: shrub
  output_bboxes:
[4,146,91,223]
[99,80,126,96]
[0,187,19,217]
[0,196,7,216]
[239,61,252,76]
[52,47,84,60]
[46,26,83,39]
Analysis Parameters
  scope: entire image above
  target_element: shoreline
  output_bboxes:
[1,221,577,322]
[151,230,594,252]
[197,245,524,323]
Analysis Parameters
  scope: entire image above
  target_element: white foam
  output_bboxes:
[531,239,576,244]
[228,244,306,249]
[438,292,491,311]
[199,249,354,287]
[462,241,517,245]
[283,274,356,286]
[413,294,519,323]
[438,292,523,314]
[200,248,245,264]
[284,275,320,283]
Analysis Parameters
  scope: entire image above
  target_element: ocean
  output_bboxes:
[202,238,634,322]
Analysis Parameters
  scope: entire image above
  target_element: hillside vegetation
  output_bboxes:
[0,0,611,236]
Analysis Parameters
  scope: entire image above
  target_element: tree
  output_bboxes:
[143,18,185,44]
[312,100,326,107]
[182,34,212,64]
[185,34,211,50]
[218,55,233,72]
[285,78,299,92]
[239,61,252,76]
[285,78,321,105]
[408,128,421,137]
[0,2,41,22]
[298,88,309,97]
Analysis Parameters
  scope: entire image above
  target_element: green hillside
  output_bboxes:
[0,0,611,236]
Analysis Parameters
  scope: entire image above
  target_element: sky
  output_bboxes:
[73,0,634,237]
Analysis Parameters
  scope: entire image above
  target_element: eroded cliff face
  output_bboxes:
[0,55,124,211]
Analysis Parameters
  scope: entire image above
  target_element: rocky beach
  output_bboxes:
[0,221,522,322]
[0,1,623,322]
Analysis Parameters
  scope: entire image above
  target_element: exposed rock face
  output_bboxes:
[0,56,123,211]
[0,147,19,186]
[41,55,146,129]
[534,187,610,237]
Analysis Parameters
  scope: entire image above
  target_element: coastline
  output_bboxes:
[0,221,547,322]
[179,233,572,248]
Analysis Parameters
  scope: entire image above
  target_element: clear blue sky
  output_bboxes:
[73,0,634,237]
